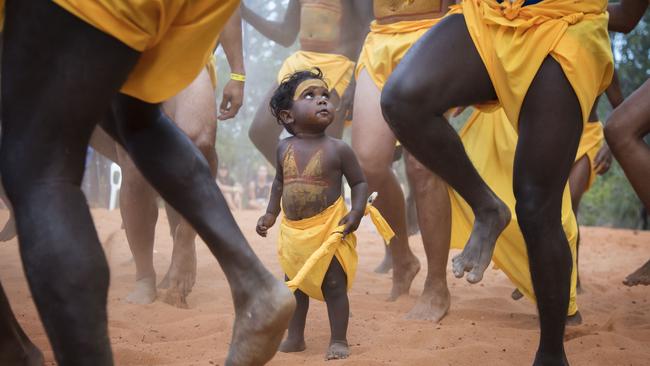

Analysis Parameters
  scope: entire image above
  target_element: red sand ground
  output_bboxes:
[1,208,649,365]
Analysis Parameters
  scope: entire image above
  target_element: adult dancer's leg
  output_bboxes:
[101,93,295,365]
[404,152,450,321]
[605,80,650,287]
[382,14,581,364]
[158,69,219,307]
[2,1,140,362]
[352,69,420,300]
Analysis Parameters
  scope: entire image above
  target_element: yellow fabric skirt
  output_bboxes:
[356,18,442,90]
[52,0,239,103]
[276,50,355,98]
[449,108,579,315]
[576,121,605,190]
[280,197,394,301]
[451,0,613,130]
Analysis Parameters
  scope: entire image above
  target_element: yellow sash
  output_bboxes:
[280,197,394,300]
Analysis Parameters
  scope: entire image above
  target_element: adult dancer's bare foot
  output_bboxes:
[373,249,393,274]
[623,259,650,286]
[406,283,450,322]
[325,340,349,360]
[160,229,197,308]
[387,254,420,301]
[278,337,306,353]
[452,202,511,283]
[226,280,295,366]
[0,216,17,242]
[126,275,157,305]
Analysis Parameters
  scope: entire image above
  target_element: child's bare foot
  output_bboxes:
[226,279,295,366]
[511,288,524,300]
[566,310,582,326]
[126,276,156,304]
[452,201,510,283]
[325,340,349,360]
[406,284,450,322]
[623,259,650,286]
[373,254,393,274]
[387,254,420,301]
[278,337,306,353]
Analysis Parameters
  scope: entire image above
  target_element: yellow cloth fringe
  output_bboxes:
[52,0,239,103]
[355,18,442,90]
[206,54,218,91]
[576,121,605,190]
[452,0,613,130]
[281,197,394,301]
[449,109,579,316]
[276,50,355,98]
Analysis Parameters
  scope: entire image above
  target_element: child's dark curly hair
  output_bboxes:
[269,68,328,135]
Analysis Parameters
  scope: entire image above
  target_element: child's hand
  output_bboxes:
[256,213,277,237]
[338,210,363,237]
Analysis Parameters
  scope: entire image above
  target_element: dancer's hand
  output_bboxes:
[594,144,612,175]
[338,210,363,237]
[219,79,244,120]
[256,213,277,237]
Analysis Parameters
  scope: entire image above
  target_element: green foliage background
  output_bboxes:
[214,0,649,228]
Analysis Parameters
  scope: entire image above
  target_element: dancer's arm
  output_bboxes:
[608,0,647,33]
[241,0,301,47]
[219,8,246,120]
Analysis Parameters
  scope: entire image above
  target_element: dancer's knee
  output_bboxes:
[322,276,347,302]
[604,114,629,153]
[514,187,556,236]
[381,72,447,137]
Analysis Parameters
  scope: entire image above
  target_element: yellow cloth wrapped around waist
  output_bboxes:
[51,0,239,103]
[276,50,354,98]
[452,0,613,130]
[280,196,394,301]
[356,18,443,90]
[575,121,604,191]
[449,108,579,316]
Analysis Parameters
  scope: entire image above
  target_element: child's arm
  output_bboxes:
[240,0,301,47]
[256,142,286,237]
[338,142,368,236]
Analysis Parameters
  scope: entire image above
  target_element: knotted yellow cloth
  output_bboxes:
[449,0,613,130]
[281,196,394,301]
[50,0,239,103]
[356,18,443,90]
[277,51,355,98]
[449,108,580,315]
[576,121,605,190]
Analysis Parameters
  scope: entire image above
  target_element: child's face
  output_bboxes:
[283,80,335,134]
